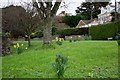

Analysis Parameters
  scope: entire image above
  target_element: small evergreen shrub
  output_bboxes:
[52,54,68,78]
[89,22,118,40]
[69,40,72,42]
[59,27,89,36]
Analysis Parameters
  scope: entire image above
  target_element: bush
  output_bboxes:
[2,32,11,56]
[13,43,24,54]
[52,54,68,78]
[35,30,43,38]
[59,27,88,36]
[89,22,119,40]
[55,37,64,45]
[52,27,59,35]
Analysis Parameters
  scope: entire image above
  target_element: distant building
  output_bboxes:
[76,19,98,28]
[97,4,115,24]
[98,2,120,24]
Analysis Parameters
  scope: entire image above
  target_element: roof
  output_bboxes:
[82,20,94,25]
[76,19,95,28]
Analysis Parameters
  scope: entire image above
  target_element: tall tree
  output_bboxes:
[76,1,110,19]
[32,0,62,45]
[63,14,82,27]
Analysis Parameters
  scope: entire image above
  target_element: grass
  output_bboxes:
[2,41,118,78]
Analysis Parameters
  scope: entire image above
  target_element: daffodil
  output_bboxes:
[21,44,23,46]
[61,38,64,41]
[14,45,16,48]
[25,47,28,49]
[17,43,19,47]
[59,38,62,42]
[56,37,58,41]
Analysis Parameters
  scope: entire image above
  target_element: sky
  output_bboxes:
[0,0,120,15]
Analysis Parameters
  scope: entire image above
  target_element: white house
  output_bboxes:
[98,2,120,24]
[97,4,114,24]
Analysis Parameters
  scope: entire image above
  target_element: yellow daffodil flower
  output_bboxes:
[21,44,23,46]
[14,45,16,48]
[56,37,58,41]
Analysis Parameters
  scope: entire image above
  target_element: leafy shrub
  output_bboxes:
[52,54,68,78]
[35,30,43,38]
[69,40,72,42]
[13,43,25,54]
[89,22,119,40]
[59,27,88,36]
[55,37,64,45]
[52,27,59,35]
[2,32,11,56]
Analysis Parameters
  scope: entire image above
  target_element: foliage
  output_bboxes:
[52,27,59,35]
[117,33,120,45]
[2,32,11,56]
[13,43,25,54]
[55,37,64,45]
[52,54,68,78]
[76,2,110,19]
[69,40,72,42]
[2,5,23,38]
[34,30,43,38]
[111,12,120,22]
[59,27,88,36]
[89,22,119,40]
[63,14,82,27]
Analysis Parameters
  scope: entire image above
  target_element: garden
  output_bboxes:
[2,40,119,78]
[1,1,120,79]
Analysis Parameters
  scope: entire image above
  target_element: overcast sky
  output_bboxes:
[0,0,120,15]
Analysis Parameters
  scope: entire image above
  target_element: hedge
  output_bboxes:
[58,27,89,36]
[89,22,120,40]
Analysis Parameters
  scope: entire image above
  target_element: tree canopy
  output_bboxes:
[76,1,110,19]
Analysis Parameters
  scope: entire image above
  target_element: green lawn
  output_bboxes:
[2,41,118,78]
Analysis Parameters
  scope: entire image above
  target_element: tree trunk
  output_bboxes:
[43,21,52,45]
[28,35,31,47]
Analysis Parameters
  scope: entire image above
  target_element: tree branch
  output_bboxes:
[51,0,62,17]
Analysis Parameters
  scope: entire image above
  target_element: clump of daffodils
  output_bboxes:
[55,37,64,45]
[13,43,24,54]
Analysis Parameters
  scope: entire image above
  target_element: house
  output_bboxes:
[98,2,120,24]
[76,19,98,28]
[97,4,114,24]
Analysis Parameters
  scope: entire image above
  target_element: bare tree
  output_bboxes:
[2,5,40,47]
[32,0,62,45]
[19,3,40,47]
